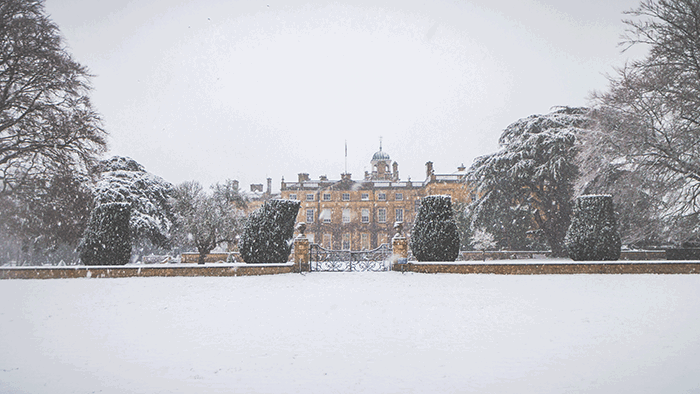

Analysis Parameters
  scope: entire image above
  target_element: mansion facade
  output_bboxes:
[278,147,472,251]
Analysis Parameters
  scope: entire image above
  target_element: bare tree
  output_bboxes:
[579,0,700,245]
[170,180,247,264]
[0,0,106,195]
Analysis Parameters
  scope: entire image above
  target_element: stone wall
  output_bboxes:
[0,263,299,280]
[457,250,665,261]
[393,261,700,275]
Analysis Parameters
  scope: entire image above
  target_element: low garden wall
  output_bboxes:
[393,261,700,275]
[0,262,298,280]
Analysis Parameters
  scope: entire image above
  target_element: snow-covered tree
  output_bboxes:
[78,202,131,265]
[564,195,621,261]
[91,157,174,250]
[0,171,93,265]
[0,0,106,195]
[239,199,300,264]
[579,0,700,246]
[467,107,592,256]
[170,180,247,264]
[410,195,460,262]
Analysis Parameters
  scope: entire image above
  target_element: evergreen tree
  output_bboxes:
[78,202,132,265]
[564,195,621,261]
[240,199,300,264]
[410,195,460,262]
[92,157,174,249]
[467,107,591,256]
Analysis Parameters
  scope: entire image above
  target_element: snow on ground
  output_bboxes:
[1,267,700,394]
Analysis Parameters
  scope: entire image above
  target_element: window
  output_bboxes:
[289,194,297,200]
[395,193,403,201]
[378,193,386,201]
[395,208,404,223]
[361,209,370,223]
[323,233,332,248]
[321,209,331,224]
[378,208,386,223]
[306,193,314,201]
[306,208,314,223]
[360,233,370,250]
[342,233,351,250]
[361,193,369,201]
[323,193,331,201]
[378,233,388,246]
[342,208,351,223]
[342,193,350,201]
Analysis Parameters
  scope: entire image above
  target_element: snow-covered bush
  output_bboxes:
[239,199,300,263]
[564,195,621,261]
[78,202,132,265]
[410,195,460,262]
[470,228,497,251]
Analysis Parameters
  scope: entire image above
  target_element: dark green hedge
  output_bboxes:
[79,202,132,265]
[240,199,300,263]
[410,195,460,262]
[564,195,621,261]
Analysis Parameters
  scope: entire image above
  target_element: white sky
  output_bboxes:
[44,0,647,191]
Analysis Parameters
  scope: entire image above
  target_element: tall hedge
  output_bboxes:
[410,195,460,262]
[564,195,621,261]
[240,199,300,263]
[79,202,132,265]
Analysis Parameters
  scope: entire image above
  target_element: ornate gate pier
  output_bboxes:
[309,244,393,272]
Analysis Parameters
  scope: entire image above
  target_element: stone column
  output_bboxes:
[392,221,409,271]
[293,222,310,272]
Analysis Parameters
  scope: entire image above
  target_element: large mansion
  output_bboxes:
[276,147,472,250]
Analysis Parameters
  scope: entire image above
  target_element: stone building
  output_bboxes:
[279,146,472,250]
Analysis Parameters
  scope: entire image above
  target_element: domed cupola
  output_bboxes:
[371,148,391,163]
[369,139,398,181]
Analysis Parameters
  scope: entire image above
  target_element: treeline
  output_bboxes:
[461,0,700,255]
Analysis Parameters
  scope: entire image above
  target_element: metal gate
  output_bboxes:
[309,243,393,272]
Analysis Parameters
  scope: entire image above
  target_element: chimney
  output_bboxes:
[298,173,310,182]
[250,184,263,192]
[392,161,399,181]
[341,173,352,181]
[232,180,240,190]
[458,163,466,172]
[425,161,434,179]
[266,178,272,194]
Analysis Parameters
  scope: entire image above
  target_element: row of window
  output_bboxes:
[305,208,404,224]
[319,233,389,250]
[289,192,404,202]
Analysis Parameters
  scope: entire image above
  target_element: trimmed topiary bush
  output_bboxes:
[240,199,301,263]
[410,195,460,262]
[79,202,132,265]
[564,195,621,261]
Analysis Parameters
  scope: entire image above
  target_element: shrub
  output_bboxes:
[79,202,132,265]
[564,195,621,261]
[240,199,300,263]
[410,195,460,262]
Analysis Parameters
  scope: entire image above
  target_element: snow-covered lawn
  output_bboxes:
[1,269,699,394]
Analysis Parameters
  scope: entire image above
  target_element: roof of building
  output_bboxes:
[371,148,390,162]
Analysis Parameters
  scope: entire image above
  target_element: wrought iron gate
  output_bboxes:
[309,243,393,272]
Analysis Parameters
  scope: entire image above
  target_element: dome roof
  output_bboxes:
[371,149,390,162]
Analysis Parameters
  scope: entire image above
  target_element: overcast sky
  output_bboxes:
[45,0,647,192]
